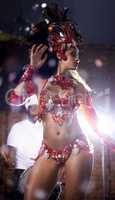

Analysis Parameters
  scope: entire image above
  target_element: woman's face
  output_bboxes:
[59,46,80,71]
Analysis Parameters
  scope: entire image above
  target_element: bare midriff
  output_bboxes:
[38,75,87,150]
[42,112,86,150]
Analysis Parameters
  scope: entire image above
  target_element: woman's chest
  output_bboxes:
[41,85,78,111]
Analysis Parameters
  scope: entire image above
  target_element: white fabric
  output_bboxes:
[7,119,43,170]
[25,94,38,110]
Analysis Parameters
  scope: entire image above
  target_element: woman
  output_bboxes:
[6,4,114,200]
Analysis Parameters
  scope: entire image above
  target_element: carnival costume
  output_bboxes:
[6,4,95,163]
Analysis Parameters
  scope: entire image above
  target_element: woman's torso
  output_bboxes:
[38,75,87,149]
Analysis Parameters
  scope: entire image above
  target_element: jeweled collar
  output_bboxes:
[50,73,75,90]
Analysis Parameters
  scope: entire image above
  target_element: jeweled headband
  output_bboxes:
[27,3,82,60]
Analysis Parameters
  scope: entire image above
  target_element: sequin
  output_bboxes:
[36,139,92,164]
[38,74,79,125]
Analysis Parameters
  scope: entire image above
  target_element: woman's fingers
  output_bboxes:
[31,44,48,57]
[41,53,48,65]
[31,44,36,55]
[36,45,48,57]
[30,44,48,69]
[34,44,44,55]
[31,44,43,55]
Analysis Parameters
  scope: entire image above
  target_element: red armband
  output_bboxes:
[20,64,34,82]
[5,89,26,106]
[25,80,36,96]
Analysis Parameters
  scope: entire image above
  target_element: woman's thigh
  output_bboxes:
[24,156,59,200]
[63,150,93,200]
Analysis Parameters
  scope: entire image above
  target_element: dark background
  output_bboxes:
[0,0,115,110]
[0,0,115,44]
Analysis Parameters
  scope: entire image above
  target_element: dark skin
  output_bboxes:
[13,44,93,200]
[27,105,39,123]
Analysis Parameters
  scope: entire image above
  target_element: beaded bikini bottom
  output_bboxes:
[37,138,92,164]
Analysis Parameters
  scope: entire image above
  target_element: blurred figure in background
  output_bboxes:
[0,94,43,200]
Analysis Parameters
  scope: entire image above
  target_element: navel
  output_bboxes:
[56,131,60,135]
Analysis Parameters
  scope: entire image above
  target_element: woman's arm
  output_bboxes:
[6,44,48,106]
[79,95,98,131]
[78,94,115,149]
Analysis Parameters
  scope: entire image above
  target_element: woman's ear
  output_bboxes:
[57,52,67,61]
[57,52,61,60]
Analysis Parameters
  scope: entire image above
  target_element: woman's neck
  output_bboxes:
[56,63,65,75]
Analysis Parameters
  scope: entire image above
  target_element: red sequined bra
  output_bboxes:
[38,75,81,125]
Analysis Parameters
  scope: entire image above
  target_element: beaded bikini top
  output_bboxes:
[38,74,81,126]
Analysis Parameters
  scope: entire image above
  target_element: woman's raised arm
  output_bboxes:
[6,44,48,106]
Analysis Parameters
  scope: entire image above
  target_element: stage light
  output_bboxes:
[95,58,103,68]
[32,3,39,11]
[44,18,49,24]
[77,109,115,145]
[77,110,99,142]
[97,112,115,136]
[34,189,48,199]
[25,26,30,32]
[41,3,47,8]
[48,58,57,68]
[8,72,16,82]
[59,32,64,37]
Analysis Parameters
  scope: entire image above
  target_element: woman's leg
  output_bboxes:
[24,156,59,200]
[63,150,93,200]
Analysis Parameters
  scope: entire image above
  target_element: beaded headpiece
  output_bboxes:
[28,3,82,60]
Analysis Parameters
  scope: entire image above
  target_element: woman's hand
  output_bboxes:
[30,44,48,69]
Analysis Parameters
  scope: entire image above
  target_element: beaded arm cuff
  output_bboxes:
[20,64,34,82]
[6,65,36,106]
[5,89,26,106]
